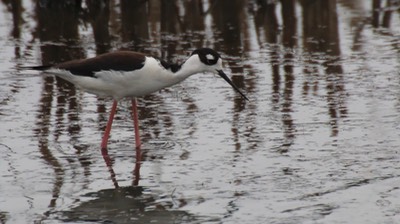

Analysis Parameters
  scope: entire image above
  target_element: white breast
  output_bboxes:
[54,57,177,99]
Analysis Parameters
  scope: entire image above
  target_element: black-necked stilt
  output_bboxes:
[24,48,248,149]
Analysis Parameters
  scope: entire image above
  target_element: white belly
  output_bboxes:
[46,58,180,99]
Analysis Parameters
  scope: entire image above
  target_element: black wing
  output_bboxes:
[55,51,146,77]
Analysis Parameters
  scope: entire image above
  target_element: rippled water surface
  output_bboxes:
[1,0,400,223]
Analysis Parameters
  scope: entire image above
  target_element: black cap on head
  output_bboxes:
[191,48,221,65]
[191,48,249,101]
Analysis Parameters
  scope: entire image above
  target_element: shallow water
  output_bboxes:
[1,0,400,223]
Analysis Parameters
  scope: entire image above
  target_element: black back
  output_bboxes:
[56,51,146,77]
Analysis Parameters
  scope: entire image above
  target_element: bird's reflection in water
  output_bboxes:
[60,186,196,224]
[101,141,141,188]
[57,146,201,224]
[101,147,121,189]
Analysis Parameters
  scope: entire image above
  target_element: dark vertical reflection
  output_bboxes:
[160,0,181,58]
[211,0,247,151]
[33,0,85,211]
[210,0,247,97]
[338,1,367,52]
[2,0,23,59]
[121,0,149,51]
[381,0,393,28]
[372,0,396,29]
[210,0,246,77]
[34,84,65,210]
[301,0,320,97]
[254,1,282,152]
[301,0,347,137]
[182,0,205,48]
[1,0,25,100]
[7,0,22,40]
[87,0,112,54]
[179,0,204,143]
[372,0,381,27]
[255,1,280,105]
[281,0,297,149]
[255,0,297,152]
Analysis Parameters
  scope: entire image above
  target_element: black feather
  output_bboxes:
[20,65,54,71]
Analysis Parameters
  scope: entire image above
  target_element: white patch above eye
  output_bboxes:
[206,54,215,61]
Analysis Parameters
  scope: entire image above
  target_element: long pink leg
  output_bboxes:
[101,100,118,150]
[131,98,141,149]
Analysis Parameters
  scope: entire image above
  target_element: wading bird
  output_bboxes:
[24,48,248,150]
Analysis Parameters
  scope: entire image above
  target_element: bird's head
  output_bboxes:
[190,48,249,101]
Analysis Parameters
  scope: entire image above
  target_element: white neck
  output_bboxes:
[168,55,207,85]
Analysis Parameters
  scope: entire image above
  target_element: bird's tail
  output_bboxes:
[19,65,53,71]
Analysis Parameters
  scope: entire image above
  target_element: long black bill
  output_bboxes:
[217,70,249,101]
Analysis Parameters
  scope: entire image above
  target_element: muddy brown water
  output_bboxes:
[1,0,400,223]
